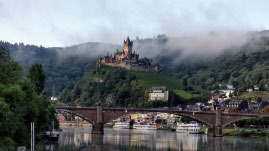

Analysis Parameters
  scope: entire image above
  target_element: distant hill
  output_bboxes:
[0,40,120,96]
[58,65,201,107]
[1,30,269,100]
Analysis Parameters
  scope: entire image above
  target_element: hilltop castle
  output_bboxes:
[97,37,160,72]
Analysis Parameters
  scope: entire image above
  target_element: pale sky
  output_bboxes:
[0,0,268,47]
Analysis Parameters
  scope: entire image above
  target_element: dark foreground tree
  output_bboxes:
[28,64,45,94]
[0,47,56,148]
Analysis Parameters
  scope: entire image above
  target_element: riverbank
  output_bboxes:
[157,127,174,131]
[223,128,269,137]
[59,121,92,127]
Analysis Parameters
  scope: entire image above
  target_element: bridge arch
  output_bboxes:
[174,113,213,127]
[222,114,269,127]
[102,109,215,127]
[57,109,95,125]
[222,117,248,127]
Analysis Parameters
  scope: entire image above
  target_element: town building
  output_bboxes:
[259,101,269,109]
[97,37,160,72]
[247,85,260,92]
[208,85,235,110]
[226,100,248,111]
[148,86,169,101]
[50,96,58,101]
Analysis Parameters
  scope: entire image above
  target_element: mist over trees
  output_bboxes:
[1,30,269,101]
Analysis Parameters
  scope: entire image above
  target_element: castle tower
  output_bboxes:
[123,37,133,58]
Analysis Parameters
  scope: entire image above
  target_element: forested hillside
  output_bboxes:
[0,41,120,97]
[1,31,269,104]
[59,65,195,107]
[171,50,269,95]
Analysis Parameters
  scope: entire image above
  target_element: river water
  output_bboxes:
[42,127,269,151]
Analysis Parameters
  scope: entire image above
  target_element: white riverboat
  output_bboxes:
[113,121,130,129]
[133,122,157,130]
[176,121,201,134]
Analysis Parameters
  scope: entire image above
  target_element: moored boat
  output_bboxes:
[45,130,60,141]
[176,121,201,134]
[113,121,130,129]
[133,122,157,130]
[44,121,60,141]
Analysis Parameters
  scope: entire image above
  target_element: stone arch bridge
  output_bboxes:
[56,106,269,137]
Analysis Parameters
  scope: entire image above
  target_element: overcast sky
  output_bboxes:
[0,0,268,47]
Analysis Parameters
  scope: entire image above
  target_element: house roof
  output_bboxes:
[149,86,167,93]
[228,100,247,105]
[226,84,235,90]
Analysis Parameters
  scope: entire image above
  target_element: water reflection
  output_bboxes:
[43,127,269,151]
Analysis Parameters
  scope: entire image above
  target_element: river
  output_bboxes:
[42,127,269,151]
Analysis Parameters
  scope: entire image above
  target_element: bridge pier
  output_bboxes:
[207,126,223,137]
[92,123,104,134]
[92,106,104,134]
[207,110,223,137]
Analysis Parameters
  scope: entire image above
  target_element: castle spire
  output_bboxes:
[123,36,133,57]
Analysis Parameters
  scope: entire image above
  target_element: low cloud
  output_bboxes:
[131,30,269,66]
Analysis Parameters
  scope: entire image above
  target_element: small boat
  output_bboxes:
[133,122,157,130]
[45,130,60,141]
[113,121,130,129]
[44,121,60,141]
[176,121,201,134]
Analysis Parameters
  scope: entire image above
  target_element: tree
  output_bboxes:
[139,57,153,66]
[0,49,56,146]
[28,64,45,94]
[183,77,188,87]
[0,46,10,62]
[241,52,247,63]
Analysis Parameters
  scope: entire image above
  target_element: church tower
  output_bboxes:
[123,37,133,58]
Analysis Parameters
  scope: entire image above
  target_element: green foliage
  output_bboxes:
[59,65,146,107]
[183,77,188,87]
[130,70,182,90]
[3,36,269,103]
[0,47,21,85]
[59,65,190,107]
[28,64,45,94]
[234,118,269,127]
[173,89,199,100]
[0,47,56,147]
[169,50,269,95]
[237,91,269,101]
[139,57,153,66]
[43,56,95,97]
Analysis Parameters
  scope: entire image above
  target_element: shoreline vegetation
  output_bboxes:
[223,128,269,137]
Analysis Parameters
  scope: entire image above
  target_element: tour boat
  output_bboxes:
[113,121,130,129]
[176,121,201,134]
[133,122,157,130]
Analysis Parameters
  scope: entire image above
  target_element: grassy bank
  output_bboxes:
[223,128,269,137]
[157,127,173,131]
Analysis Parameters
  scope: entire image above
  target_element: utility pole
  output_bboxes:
[30,122,35,151]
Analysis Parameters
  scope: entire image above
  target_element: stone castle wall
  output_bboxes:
[99,62,159,72]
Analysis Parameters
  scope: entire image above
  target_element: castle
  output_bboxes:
[97,37,160,72]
